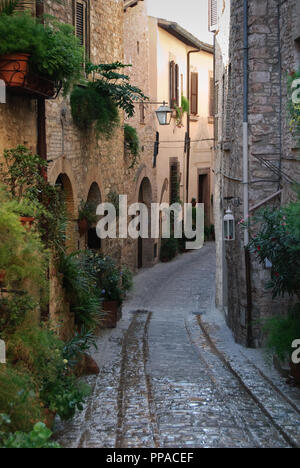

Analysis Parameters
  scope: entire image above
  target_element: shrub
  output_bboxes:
[0,187,48,290]
[0,366,44,433]
[1,422,61,449]
[246,190,300,299]
[264,303,300,363]
[124,124,140,168]
[160,237,178,262]
[0,292,36,338]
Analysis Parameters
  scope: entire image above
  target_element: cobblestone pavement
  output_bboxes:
[55,243,300,448]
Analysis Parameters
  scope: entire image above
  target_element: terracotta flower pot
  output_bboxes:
[78,218,89,236]
[102,300,120,328]
[44,409,56,429]
[20,216,35,230]
[0,53,30,87]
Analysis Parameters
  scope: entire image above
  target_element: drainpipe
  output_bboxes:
[243,0,253,348]
[36,2,47,173]
[243,0,249,247]
[186,49,200,204]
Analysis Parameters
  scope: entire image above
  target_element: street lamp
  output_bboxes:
[224,209,235,241]
[155,101,172,126]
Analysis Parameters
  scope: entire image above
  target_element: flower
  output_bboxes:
[63,359,68,364]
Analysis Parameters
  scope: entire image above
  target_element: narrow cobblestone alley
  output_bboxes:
[55,244,300,448]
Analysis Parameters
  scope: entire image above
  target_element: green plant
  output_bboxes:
[1,421,61,448]
[264,303,300,363]
[0,187,48,290]
[41,375,90,421]
[70,84,120,136]
[160,237,178,262]
[175,96,189,127]
[83,251,123,303]
[0,366,44,433]
[107,190,120,217]
[78,200,97,226]
[0,146,67,251]
[124,124,140,168]
[63,328,97,368]
[120,265,133,295]
[71,62,148,134]
[59,251,103,329]
[0,292,37,337]
[0,12,83,94]
[245,190,300,299]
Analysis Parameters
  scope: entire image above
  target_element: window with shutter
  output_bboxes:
[15,1,35,14]
[190,72,198,115]
[208,0,217,32]
[74,0,89,58]
[170,161,180,204]
[169,61,179,108]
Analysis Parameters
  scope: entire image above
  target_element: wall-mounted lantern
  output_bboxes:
[155,101,172,126]
[224,209,235,241]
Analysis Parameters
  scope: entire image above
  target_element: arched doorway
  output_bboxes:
[86,182,102,251]
[138,177,153,269]
[56,173,75,251]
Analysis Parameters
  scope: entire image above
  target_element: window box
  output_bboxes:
[0,54,61,99]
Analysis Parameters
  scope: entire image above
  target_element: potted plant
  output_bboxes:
[0,12,83,97]
[78,200,97,237]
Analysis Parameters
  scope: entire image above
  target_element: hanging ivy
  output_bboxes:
[124,124,140,168]
[70,62,148,136]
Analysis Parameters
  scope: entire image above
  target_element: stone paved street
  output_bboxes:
[55,243,300,448]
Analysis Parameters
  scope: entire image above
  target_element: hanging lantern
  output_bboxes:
[155,101,172,125]
[224,209,235,241]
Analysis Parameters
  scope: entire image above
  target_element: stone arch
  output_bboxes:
[55,173,76,251]
[86,182,102,251]
[137,176,154,269]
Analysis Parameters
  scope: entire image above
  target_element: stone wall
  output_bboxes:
[124,0,159,268]
[215,0,300,347]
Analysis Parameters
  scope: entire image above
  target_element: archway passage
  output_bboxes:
[56,173,75,251]
[87,182,101,251]
[138,177,153,269]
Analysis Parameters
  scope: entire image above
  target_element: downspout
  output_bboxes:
[186,49,200,204]
[36,2,47,174]
[243,0,253,348]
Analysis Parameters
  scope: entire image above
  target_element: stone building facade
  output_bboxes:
[0,0,157,336]
[213,0,300,347]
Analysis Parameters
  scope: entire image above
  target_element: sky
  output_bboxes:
[147,0,214,45]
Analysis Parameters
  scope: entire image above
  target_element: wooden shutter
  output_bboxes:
[190,72,198,115]
[208,0,217,32]
[15,1,35,14]
[175,64,179,107]
[169,61,175,108]
[170,162,179,204]
[75,1,86,47]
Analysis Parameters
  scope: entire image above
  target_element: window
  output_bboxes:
[295,38,300,67]
[139,102,145,124]
[170,161,180,204]
[208,0,217,32]
[16,0,36,14]
[74,0,89,58]
[190,72,198,115]
[169,61,179,109]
